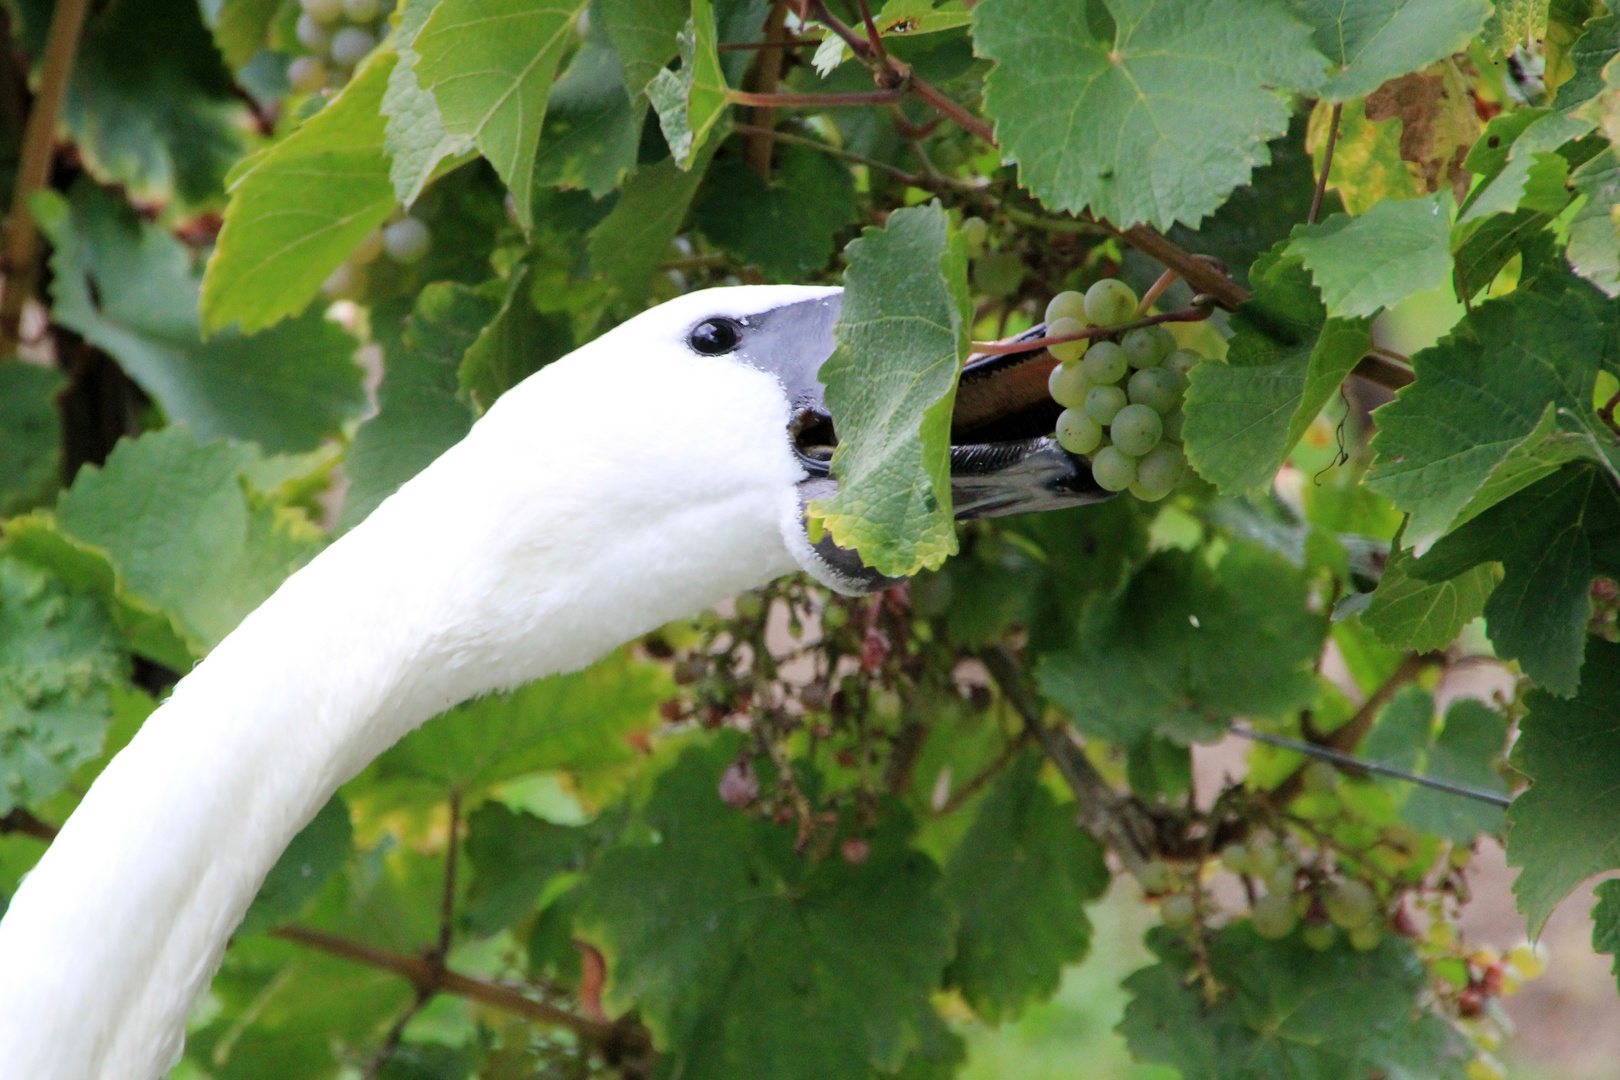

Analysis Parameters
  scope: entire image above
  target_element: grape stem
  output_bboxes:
[1137,268,1180,313]
[1308,103,1343,226]
[969,304,1213,355]
[725,89,901,107]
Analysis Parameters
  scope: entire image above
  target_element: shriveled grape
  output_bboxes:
[1110,404,1162,456]
[1056,408,1103,455]
[1085,277,1137,325]
[1084,384,1127,425]
[1121,324,1175,368]
[1046,316,1089,364]
[1091,446,1137,492]
[1080,340,1128,385]
[1044,290,1087,325]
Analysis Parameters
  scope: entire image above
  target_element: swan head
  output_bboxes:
[566,284,1111,595]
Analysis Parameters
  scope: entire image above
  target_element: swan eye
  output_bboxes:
[689,318,742,354]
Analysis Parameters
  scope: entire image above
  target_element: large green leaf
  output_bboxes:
[0,362,63,517]
[0,556,126,814]
[1287,192,1453,317]
[458,264,573,410]
[645,0,728,168]
[55,428,322,653]
[1362,532,1496,652]
[532,15,644,197]
[811,203,969,577]
[39,183,365,455]
[1295,0,1491,102]
[1183,246,1372,493]
[238,795,354,936]
[693,145,858,281]
[1413,465,1620,696]
[1366,286,1620,552]
[1568,150,1620,297]
[1593,878,1620,991]
[462,802,586,935]
[212,0,282,68]
[1120,924,1470,1080]
[942,750,1109,1022]
[595,0,687,97]
[203,54,397,333]
[1400,699,1509,842]
[1506,637,1620,932]
[587,132,721,303]
[383,0,478,206]
[1035,544,1324,745]
[578,738,954,1080]
[413,0,590,227]
[973,0,1324,228]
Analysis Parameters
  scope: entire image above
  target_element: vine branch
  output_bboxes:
[1309,103,1342,226]
[969,303,1213,355]
[0,807,57,842]
[725,89,900,108]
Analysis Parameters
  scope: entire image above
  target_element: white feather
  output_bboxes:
[0,285,839,1080]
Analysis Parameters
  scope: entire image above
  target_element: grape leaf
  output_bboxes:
[372,647,668,795]
[340,290,484,530]
[942,749,1109,1022]
[0,362,63,517]
[578,737,954,1080]
[1287,192,1452,317]
[597,0,687,97]
[55,428,322,653]
[1505,637,1620,932]
[1411,464,1620,696]
[1367,285,1620,553]
[1183,246,1372,494]
[238,795,353,936]
[38,183,366,455]
[1035,544,1324,745]
[413,0,589,227]
[1310,96,1425,215]
[1458,110,1593,225]
[383,0,478,206]
[973,0,1325,229]
[1567,147,1620,298]
[1295,0,1491,102]
[1120,924,1470,1080]
[1593,878,1620,990]
[14,0,243,204]
[588,135,721,304]
[811,203,969,578]
[459,264,574,410]
[646,0,728,168]
[1453,207,1557,301]
[1362,532,1496,652]
[532,16,644,197]
[693,145,858,281]
[0,557,126,814]
[462,802,586,935]
[1400,699,1509,842]
[203,53,397,333]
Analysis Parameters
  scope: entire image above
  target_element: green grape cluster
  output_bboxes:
[1222,832,1387,950]
[320,214,434,299]
[289,0,392,94]
[1043,279,1198,501]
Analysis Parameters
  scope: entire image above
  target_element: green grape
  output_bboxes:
[1110,404,1162,456]
[1046,316,1089,364]
[1449,845,1474,869]
[384,218,432,264]
[1138,859,1173,894]
[1467,1056,1507,1080]
[1160,893,1196,929]
[1325,879,1377,929]
[1048,360,1092,408]
[1220,842,1251,873]
[1056,408,1104,455]
[1080,340,1128,385]
[1302,760,1339,794]
[1134,443,1185,497]
[960,217,990,253]
[1349,922,1383,951]
[1251,894,1298,939]
[1127,368,1180,413]
[1044,290,1088,325]
[1302,923,1337,951]
[1084,385,1127,425]
[287,55,328,93]
[301,0,343,22]
[1160,409,1184,442]
[1121,324,1176,368]
[1128,481,1167,502]
[1085,277,1138,325]
[330,25,376,65]
[1247,835,1282,877]
[1163,348,1201,378]
[1266,862,1297,896]
[1091,446,1137,492]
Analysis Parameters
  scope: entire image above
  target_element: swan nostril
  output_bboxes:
[789,408,837,470]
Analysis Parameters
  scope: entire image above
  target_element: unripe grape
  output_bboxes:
[342,0,380,21]
[1247,835,1281,876]
[1080,340,1128,385]
[1302,923,1336,951]
[1476,1028,1503,1053]
[1467,1056,1507,1080]
[320,261,361,299]
[1084,384,1127,425]
[1046,316,1089,364]
[1302,760,1339,794]
[1508,943,1546,979]
[1349,922,1383,951]
[384,217,432,263]
[959,217,989,253]
[1163,348,1201,379]
[1160,893,1196,929]
[1056,408,1104,455]
[1427,921,1458,948]
[1085,277,1138,325]
[1220,842,1251,874]
[1128,367,1181,413]
[1122,324,1175,368]
[1048,359,1092,408]
[1138,859,1173,894]
[1266,862,1297,896]
[1135,443,1186,497]
[1498,968,1525,995]
[330,26,376,65]
[1129,481,1168,502]
[1449,845,1474,869]
[1044,290,1087,325]
[1251,893,1297,939]
[1326,879,1377,929]
[296,12,334,51]
[286,55,328,93]
[350,228,384,264]
[1110,404,1162,456]
[300,0,344,23]
[1091,446,1137,492]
